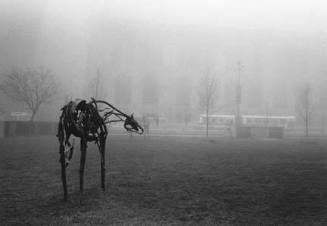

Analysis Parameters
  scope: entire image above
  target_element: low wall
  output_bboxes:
[0,121,285,138]
[0,121,4,138]
[1,121,57,137]
[268,127,284,139]
[237,126,284,139]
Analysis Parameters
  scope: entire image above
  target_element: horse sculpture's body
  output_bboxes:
[57,98,143,201]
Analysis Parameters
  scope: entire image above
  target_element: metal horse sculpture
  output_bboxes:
[57,98,143,201]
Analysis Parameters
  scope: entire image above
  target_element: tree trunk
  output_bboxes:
[305,111,309,137]
[206,106,209,137]
[30,104,40,122]
[304,84,310,137]
[30,111,36,122]
[28,111,36,135]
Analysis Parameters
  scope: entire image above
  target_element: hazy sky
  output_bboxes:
[1,0,327,82]
[2,0,326,32]
[38,0,327,33]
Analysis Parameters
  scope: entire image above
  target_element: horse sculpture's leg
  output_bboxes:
[100,136,106,191]
[59,142,68,201]
[80,139,87,193]
[57,118,68,201]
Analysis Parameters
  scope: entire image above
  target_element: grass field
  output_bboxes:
[1,135,327,225]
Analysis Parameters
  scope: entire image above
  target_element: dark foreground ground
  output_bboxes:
[1,135,327,225]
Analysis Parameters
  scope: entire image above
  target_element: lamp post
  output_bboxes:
[235,61,243,137]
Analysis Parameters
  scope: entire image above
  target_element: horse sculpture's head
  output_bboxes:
[124,113,144,134]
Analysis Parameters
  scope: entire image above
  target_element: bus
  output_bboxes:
[242,115,296,129]
[199,114,235,126]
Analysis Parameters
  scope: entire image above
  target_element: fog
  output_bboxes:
[1,0,327,133]
[3,2,327,224]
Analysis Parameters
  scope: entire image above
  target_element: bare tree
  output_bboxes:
[297,82,312,137]
[95,68,101,99]
[0,68,57,121]
[87,67,102,99]
[198,68,218,137]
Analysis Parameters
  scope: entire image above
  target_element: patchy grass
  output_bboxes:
[1,136,327,225]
